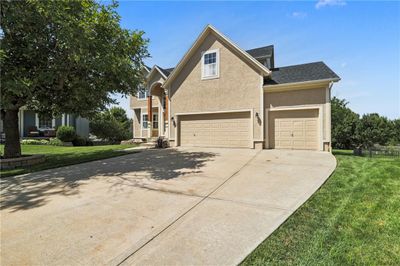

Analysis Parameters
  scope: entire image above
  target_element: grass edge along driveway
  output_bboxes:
[0,144,138,177]
[241,150,400,265]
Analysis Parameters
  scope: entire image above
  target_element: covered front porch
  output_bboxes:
[144,81,169,139]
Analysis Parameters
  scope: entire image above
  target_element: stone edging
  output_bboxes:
[0,155,46,170]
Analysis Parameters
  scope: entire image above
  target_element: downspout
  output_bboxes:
[327,81,334,152]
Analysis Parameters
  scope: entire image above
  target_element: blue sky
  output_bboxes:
[112,0,399,119]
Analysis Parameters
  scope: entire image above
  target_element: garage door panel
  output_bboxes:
[179,112,251,148]
[272,110,319,150]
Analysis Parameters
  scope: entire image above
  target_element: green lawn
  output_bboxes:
[242,151,400,265]
[0,144,138,177]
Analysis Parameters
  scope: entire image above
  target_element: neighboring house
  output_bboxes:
[0,108,89,138]
[130,25,340,151]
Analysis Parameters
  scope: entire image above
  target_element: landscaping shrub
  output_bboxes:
[90,107,131,142]
[21,139,49,145]
[48,138,64,146]
[56,126,76,142]
[72,135,87,146]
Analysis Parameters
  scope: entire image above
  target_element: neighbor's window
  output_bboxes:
[39,115,52,128]
[137,86,148,100]
[152,114,158,129]
[142,114,148,129]
[202,49,219,79]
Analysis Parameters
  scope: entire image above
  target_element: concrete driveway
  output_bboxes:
[0,147,336,265]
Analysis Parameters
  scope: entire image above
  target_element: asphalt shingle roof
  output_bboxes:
[246,45,274,58]
[264,61,340,85]
[157,66,174,77]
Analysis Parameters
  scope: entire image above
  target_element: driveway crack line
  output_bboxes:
[115,149,262,266]
[205,196,293,212]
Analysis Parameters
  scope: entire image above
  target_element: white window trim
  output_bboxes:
[137,88,148,101]
[201,49,220,80]
[141,113,149,130]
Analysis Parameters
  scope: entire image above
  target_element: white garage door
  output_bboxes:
[274,117,318,150]
[179,112,251,148]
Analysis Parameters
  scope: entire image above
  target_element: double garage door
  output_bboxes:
[178,109,319,150]
[270,109,319,150]
[179,112,251,148]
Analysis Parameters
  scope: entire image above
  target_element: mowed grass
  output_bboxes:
[0,144,138,177]
[242,151,400,265]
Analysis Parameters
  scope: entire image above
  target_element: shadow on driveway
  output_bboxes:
[0,149,217,212]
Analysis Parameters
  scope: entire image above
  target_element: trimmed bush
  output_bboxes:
[56,126,76,142]
[72,135,87,146]
[48,138,64,146]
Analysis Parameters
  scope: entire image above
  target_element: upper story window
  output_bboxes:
[202,49,219,79]
[137,86,148,100]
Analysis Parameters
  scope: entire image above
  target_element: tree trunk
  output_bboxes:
[3,109,21,158]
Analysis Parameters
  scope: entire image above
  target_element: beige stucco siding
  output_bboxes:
[130,96,159,109]
[264,87,327,108]
[133,109,141,138]
[169,33,263,142]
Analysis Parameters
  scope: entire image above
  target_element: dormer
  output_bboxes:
[246,45,274,69]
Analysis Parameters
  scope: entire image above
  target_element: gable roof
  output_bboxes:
[144,65,151,72]
[158,66,175,77]
[264,61,340,86]
[163,24,271,88]
[146,65,168,81]
[156,46,273,78]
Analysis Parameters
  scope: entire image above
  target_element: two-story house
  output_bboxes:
[130,25,340,151]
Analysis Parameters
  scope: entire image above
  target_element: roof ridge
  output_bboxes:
[246,44,274,51]
[272,61,325,70]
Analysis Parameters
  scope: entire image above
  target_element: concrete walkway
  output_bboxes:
[0,148,336,266]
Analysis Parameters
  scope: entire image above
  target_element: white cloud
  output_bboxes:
[291,12,307,19]
[341,62,347,68]
[316,0,346,9]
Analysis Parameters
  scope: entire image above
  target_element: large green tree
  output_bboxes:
[331,97,360,149]
[391,119,400,144]
[0,0,148,158]
[356,113,393,148]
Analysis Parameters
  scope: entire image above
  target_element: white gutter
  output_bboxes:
[263,78,340,90]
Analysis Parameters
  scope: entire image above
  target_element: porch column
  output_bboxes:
[159,104,163,136]
[147,94,152,138]
[165,95,168,121]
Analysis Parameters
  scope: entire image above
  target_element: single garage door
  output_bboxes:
[270,109,319,150]
[179,112,251,148]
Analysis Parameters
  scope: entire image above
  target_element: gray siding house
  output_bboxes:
[0,108,89,138]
